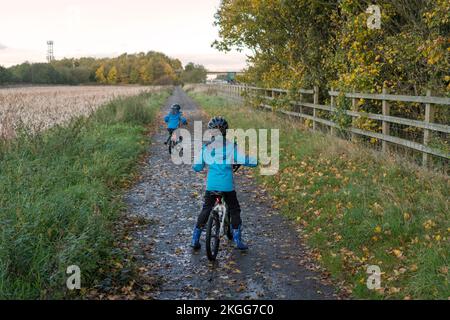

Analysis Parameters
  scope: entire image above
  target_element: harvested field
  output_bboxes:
[0,85,164,138]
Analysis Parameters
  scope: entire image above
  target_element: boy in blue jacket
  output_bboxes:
[164,104,187,145]
[191,116,257,250]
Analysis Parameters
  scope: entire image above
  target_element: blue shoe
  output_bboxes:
[190,227,202,250]
[232,225,248,250]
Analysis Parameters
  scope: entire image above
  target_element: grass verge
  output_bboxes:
[190,91,449,300]
[0,90,170,299]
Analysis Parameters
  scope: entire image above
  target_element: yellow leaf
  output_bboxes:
[392,249,403,258]
[388,287,401,294]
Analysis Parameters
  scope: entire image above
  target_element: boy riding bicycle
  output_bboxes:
[164,104,187,145]
[191,116,257,251]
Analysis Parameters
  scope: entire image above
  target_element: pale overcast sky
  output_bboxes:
[0,0,248,70]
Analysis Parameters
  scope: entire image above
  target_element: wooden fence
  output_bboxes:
[208,84,450,167]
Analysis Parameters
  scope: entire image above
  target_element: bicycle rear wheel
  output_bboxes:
[169,140,174,154]
[205,211,220,261]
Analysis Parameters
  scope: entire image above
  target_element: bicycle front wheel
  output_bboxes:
[205,211,220,261]
[225,212,233,240]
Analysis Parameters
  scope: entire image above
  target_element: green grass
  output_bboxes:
[0,90,170,299]
[190,91,449,300]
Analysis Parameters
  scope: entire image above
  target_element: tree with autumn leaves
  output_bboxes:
[95,64,106,84]
[93,52,181,86]
[92,53,207,86]
[213,0,449,96]
[107,66,118,84]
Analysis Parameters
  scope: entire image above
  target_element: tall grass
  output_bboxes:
[0,91,169,299]
[190,92,449,300]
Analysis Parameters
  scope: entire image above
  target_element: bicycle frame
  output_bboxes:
[168,129,183,156]
[170,130,178,143]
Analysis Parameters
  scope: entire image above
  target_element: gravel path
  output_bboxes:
[124,87,336,300]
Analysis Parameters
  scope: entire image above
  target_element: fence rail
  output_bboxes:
[208,84,450,166]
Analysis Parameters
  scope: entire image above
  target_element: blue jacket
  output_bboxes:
[164,111,187,129]
[193,139,257,192]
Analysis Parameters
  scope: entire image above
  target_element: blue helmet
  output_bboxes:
[171,104,181,112]
[208,116,228,135]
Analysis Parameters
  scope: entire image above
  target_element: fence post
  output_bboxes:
[382,87,390,154]
[422,89,434,167]
[313,86,319,131]
[351,90,357,142]
[330,88,335,136]
[299,91,304,125]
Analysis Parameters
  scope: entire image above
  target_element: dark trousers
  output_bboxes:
[166,128,175,144]
[196,191,242,229]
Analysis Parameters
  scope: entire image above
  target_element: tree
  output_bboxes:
[0,66,12,84]
[71,67,91,84]
[180,63,207,83]
[107,66,118,84]
[55,66,75,84]
[30,63,59,84]
[139,64,152,84]
[95,65,106,84]
[149,58,168,82]
[213,0,337,89]
[129,69,139,84]
[9,63,32,83]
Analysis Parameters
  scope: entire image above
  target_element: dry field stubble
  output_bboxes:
[0,85,164,139]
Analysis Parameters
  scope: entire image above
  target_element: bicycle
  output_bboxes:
[205,165,241,261]
[168,129,184,157]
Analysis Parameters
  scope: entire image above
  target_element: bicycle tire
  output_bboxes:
[225,212,233,240]
[169,140,174,155]
[205,211,220,261]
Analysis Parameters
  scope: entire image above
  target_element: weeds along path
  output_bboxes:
[125,87,336,299]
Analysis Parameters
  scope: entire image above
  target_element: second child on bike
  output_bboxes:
[191,116,257,251]
[164,104,187,145]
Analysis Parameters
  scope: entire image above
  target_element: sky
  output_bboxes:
[0,0,248,70]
